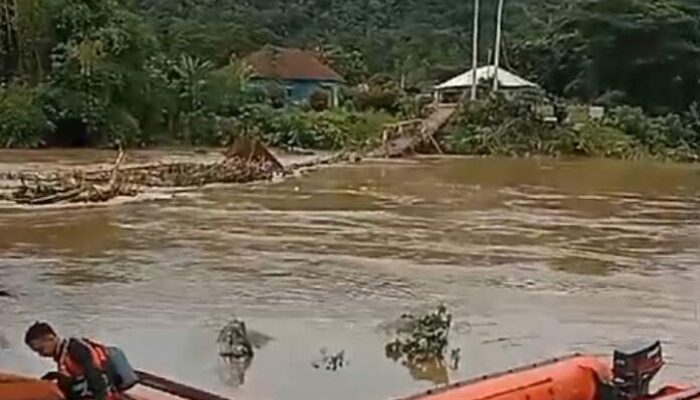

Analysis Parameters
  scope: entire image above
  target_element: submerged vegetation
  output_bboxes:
[311,348,348,371]
[1,0,700,160]
[218,319,255,360]
[385,305,460,384]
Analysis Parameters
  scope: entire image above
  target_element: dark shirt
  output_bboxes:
[55,338,109,400]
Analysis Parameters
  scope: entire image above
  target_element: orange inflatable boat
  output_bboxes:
[0,372,63,400]
[396,342,699,400]
[3,341,698,400]
[0,370,228,400]
[397,355,613,400]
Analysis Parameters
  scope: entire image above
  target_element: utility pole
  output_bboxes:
[470,0,480,100]
[492,0,505,92]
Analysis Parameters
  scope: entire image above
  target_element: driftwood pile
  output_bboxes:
[0,137,365,206]
[5,150,138,205]
[0,138,284,206]
[84,158,277,188]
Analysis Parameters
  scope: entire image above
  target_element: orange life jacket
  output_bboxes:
[56,338,118,400]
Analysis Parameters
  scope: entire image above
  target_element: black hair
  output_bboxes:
[24,321,57,345]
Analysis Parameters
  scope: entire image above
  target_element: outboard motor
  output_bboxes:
[612,341,664,400]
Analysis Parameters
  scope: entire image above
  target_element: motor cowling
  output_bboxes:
[612,341,664,400]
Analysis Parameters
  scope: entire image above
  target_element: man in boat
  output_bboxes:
[24,322,129,400]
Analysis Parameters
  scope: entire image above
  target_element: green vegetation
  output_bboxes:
[0,0,397,148]
[0,84,52,148]
[444,95,700,161]
[2,0,700,158]
[224,105,395,151]
[384,305,460,385]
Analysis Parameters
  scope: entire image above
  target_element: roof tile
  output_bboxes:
[245,46,344,82]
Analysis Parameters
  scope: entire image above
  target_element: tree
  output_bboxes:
[3,0,700,148]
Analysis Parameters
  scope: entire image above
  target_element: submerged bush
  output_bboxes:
[0,84,53,148]
[384,304,461,385]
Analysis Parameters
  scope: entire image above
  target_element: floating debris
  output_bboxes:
[384,304,461,384]
[385,304,453,362]
[215,318,273,388]
[3,156,277,205]
[311,348,347,371]
[0,138,284,206]
[217,319,254,360]
[222,137,284,172]
[6,149,138,205]
[289,151,362,170]
[0,138,363,206]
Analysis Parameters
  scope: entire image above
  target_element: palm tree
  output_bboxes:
[170,54,213,142]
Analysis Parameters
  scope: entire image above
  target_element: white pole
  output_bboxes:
[470,0,480,100]
[493,0,505,92]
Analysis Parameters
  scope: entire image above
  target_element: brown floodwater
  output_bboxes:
[1,151,699,400]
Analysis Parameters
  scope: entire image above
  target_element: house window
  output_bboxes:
[286,86,294,98]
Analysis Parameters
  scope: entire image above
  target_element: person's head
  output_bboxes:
[25,322,60,358]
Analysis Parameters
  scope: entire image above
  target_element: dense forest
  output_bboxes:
[2,0,700,157]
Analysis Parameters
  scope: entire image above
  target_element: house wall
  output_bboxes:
[250,78,340,106]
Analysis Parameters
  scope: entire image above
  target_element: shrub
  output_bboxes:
[605,106,667,153]
[309,90,330,111]
[399,94,433,119]
[204,63,255,116]
[444,94,562,156]
[604,106,700,159]
[105,108,143,147]
[311,109,395,150]
[569,124,641,159]
[0,84,53,148]
[443,94,700,161]
[353,74,401,113]
[224,105,394,150]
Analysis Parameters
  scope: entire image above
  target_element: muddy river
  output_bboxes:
[1,151,699,400]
